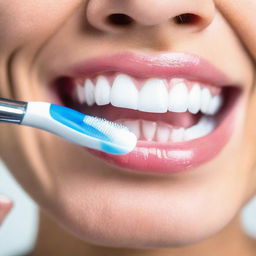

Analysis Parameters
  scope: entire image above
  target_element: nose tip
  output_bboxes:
[86,0,215,33]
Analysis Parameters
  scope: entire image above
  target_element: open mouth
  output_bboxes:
[51,52,241,174]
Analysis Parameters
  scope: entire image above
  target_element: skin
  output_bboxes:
[0,0,256,255]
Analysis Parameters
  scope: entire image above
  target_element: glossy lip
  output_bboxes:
[56,51,241,174]
[67,52,233,86]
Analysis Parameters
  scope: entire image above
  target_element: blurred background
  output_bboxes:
[0,160,256,256]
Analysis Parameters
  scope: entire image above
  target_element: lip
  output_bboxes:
[68,52,233,86]
[56,51,241,174]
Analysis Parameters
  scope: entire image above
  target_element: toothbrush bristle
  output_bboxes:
[84,116,129,137]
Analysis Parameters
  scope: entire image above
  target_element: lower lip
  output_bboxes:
[83,97,239,175]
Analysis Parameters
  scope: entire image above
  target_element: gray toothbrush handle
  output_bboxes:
[0,97,27,124]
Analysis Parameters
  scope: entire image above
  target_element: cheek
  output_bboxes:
[0,0,80,53]
[243,81,256,191]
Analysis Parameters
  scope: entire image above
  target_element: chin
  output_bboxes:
[45,158,242,249]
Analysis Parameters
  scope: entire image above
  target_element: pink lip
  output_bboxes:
[69,52,232,86]
[60,51,240,174]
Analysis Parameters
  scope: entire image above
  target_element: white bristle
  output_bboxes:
[85,116,128,135]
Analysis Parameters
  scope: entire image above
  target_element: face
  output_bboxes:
[0,0,256,249]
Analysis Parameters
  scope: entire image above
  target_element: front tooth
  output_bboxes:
[201,88,211,114]
[95,76,111,106]
[123,120,141,139]
[169,82,189,113]
[142,120,157,141]
[206,95,223,115]
[84,79,95,106]
[170,128,185,142]
[110,74,138,110]
[138,78,168,113]
[188,84,201,114]
[156,124,170,143]
[184,116,216,141]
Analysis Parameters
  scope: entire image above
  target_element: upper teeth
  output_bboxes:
[95,76,111,106]
[138,78,168,113]
[75,74,223,115]
[111,74,138,110]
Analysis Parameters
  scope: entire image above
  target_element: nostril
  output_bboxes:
[107,13,134,27]
[174,13,200,25]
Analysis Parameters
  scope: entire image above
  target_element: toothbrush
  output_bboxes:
[0,97,137,154]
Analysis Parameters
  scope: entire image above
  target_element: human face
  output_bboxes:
[0,0,255,248]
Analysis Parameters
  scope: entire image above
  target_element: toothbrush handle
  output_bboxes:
[0,97,27,124]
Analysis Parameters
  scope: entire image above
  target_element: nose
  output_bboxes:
[86,0,215,33]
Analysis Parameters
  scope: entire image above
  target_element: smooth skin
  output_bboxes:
[0,1,256,255]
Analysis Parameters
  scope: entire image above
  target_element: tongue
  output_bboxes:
[74,104,200,128]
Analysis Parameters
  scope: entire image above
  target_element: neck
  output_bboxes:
[29,210,256,256]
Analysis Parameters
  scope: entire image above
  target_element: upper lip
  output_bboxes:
[62,51,235,87]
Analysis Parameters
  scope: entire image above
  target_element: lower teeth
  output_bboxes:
[118,116,216,143]
[184,116,215,141]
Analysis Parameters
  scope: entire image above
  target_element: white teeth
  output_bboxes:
[76,84,85,104]
[201,88,212,114]
[156,124,170,143]
[142,120,157,141]
[170,128,185,143]
[84,79,95,106]
[120,116,216,142]
[76,75,223,116]
[138,78,168,113]
[110,74,138,110]
[123,120,141,139]
[95,76,111,106]
[188,84,201,114]
[169,82,189,113]
[184,116,216,141]
[206,95,223,116]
